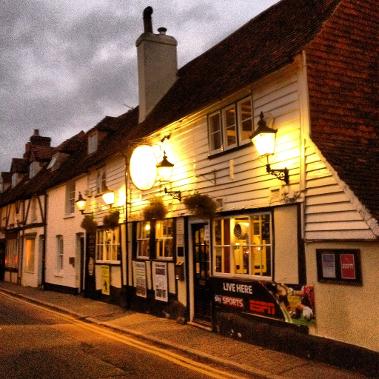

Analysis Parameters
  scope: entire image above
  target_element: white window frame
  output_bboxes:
[208,111,223,154]
[222,105,238,150]
[213,213,272,279]
[65,181,76,215]
[237,97,254,145]
[155,219,174,260]
[96,228,120,263]
[136,221,151,259]
[56,235,64,274]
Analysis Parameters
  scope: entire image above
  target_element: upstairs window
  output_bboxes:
[208,96,254,155]
[65,181,75,215]
[96,168,107,194]
[56,235,64,273]
[88,131,98,154]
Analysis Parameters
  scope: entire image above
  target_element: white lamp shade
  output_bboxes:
[76,198,86,212]
[102,190,115,205]
[129,145,157,190]
[252,132,276,156]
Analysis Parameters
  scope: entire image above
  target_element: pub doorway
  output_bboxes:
[192,223,212,324]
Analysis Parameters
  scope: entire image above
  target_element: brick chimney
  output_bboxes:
[136,6,177,123]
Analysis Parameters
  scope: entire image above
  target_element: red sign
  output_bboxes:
[340,254,356,280]
[249,300,276,315]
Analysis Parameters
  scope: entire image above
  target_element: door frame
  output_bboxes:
[188,218,211,323]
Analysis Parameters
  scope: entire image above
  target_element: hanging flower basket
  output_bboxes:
[143,197,167,221]
[80,215,97,234]
[103,210,120,229]
[184,193,217,219]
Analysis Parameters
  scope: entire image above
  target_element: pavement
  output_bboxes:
[0,282,367,379]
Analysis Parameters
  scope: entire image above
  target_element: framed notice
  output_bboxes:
[133,261,147,298]
[316,249,362,285]
[152,261,168,302]
[101,265,110,295]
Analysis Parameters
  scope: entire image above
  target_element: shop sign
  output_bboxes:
[152,261,168,302]
[101,265,110,295]
[133,261,147,298]
[212,278,284,320]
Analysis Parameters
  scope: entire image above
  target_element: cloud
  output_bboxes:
[0,0,279,171]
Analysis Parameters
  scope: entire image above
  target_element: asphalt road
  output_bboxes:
[0,293,249,379]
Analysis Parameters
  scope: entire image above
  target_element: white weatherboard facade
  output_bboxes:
[126,55,379,351]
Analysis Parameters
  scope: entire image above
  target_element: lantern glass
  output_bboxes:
[252,132,276,156]
[75,193,87,212]
[156,151,174,182]
[102,190,115,206]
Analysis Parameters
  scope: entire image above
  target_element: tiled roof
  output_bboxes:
[29,145,55,162]
[55,131,86,154]
[133,0,340,139]
[305,0,379,220]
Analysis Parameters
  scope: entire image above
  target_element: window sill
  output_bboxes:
[212,272,272,281]
[64,213,75,219]
[208,141,251,160]
[54,273,64,278]
[136,256,150,261]
[155,257,174,261]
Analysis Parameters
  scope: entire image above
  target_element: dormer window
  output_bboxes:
[88,131,98,154]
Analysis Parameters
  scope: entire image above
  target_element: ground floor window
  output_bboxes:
[56,235,64,273]
[96,227,120,262]
[135,219,174,260]
[5,238,18,268]
[213,213,272,278]
[24,236,35,273]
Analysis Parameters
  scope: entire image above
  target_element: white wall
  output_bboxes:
[45,176,87,289]
[306,241,379,351]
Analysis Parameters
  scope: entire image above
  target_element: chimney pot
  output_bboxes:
[158,27,167,35]
[143,6,153,33]
[33,129,39,136]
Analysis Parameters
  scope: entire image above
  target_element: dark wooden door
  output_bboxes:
[84,233,97,297]
[192,224,212,322]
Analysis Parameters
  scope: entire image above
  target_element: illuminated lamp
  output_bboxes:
[129,145,157,190]
[156,150,181,201]
[102,185,115,206]
[75,192,89,214]
[251,112,289,185]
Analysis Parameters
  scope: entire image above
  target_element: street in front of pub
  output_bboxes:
[0,282,368,379]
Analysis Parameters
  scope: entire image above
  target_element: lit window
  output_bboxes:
[56,235,64,273]
[208,96,254,155]
[156,219,174,258]
[222,105,237,149]
[213,213,272,278]
[237,97,253,144]
[96,169,107,194]
[137,221,151,259]
[208,112,222,152]
[24,237,35,273]
[65,181,76,215]
[96,228,120,262]
[5,239,18,268]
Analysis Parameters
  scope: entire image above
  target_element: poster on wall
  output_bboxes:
[212,278,316,327]
[101,265,110,295]
[133,261,147,298]
[152,261,168,302]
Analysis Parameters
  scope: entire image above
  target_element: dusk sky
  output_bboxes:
[0,0,279,172]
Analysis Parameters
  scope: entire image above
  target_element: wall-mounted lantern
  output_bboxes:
[251,112,289,185]
[156,150,181,201]
[102,185,115,206]
[75,192,90,214]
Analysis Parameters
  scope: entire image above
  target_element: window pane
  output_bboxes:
[238,99,253,142]
[209,113,222,151]
[224,107,237,147]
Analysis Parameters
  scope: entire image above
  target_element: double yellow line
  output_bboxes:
[1,292,247,379]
